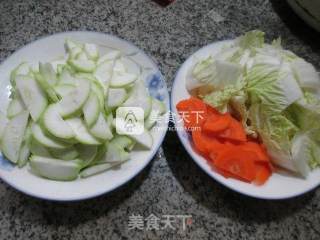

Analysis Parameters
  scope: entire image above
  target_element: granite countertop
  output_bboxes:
[1,0,320,239]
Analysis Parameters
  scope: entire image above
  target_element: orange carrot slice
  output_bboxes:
[178,98,273,185]
[253,163,272,186]
[206,105,220,115]
[238,141,270,163]
[205,137,226,159]
[217,118,247,142]
[213,165,252,182]
[192,129,226,156]
[176,97,207,129]
[203,113,232,133]
[192,129,208,154]
[214,147,257,182]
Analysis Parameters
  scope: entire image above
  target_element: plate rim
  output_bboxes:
[287,0,320,32]
[0,31,169,202]
[171,40,320,200]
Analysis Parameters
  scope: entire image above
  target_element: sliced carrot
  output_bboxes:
[238,141,270,163]
[203,113,232,133]
[208,139,228,163]
[214,147,257,182]
[253,163,272,186]
[192,129,226,156]
[214,165,235,178]
[206,105,220,115]
[230,119,247,142]
[203,133,226,154]
[178,98,273,185]
[192,129,208,154]
[217,118,247,142]
[176,97,207,129]
[214,165,252,182]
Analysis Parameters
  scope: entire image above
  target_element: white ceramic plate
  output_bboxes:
[0,31,169,201]
[171,40,320,200]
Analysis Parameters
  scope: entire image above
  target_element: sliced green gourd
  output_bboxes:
[17,121,32,168]
[54,84,76,97]
[30,64,39,73]
[110,72,137,88]
[49,146,79,160]
[7,94,26,119]
[35,72,60,102]
[10,62,30,87]
[145,98,167,129]
[56,64,65,75]
[50,58,66,73]
[68,46,83,59]
[128,128,153,150]
[90,143,107,165]
[95,77,108,93]
[107,88,127,108]
[103,141,130,163]
[89,113,113,141]
[107,114,114,130]
[96,140,130,164]
[75,145,97,168]
[80,162,122,178]
[42,104,75,140]
[29,138,52,157]
[36,63,60,102]
[122,81,152,118]
[66,118,101,145]
[76,74,108,104]
[58,67,77,85]
[30,155,81,181]
[1,111,29,163]
[58,78,91,117]
[94,60,114,84]
[92,81,105,108]
[76,52,88,61]
[32,123,70,149]
[15,75,48,121]
[112,135,135,151]
[17,143,30,168]
[39,63,58,86]
[65,39,79,52]
[74,72,95,81]
[120,57,141,75]
[97,50,121,65]
[0,111,8,140]
[83,93,100,127]
[69,59,96,73]
[113,59,126,72]
[84,43,99,60]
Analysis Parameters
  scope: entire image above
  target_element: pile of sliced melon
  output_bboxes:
[0,39,166,181]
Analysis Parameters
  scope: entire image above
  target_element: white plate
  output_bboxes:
[0,31,169,201]
[171,40,320,199]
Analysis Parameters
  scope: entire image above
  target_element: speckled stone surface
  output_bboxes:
[0,0,320,239]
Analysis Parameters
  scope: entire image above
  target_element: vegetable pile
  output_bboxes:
[0,39,166,181]
[177,97,272,185]
[183,30,320,180]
